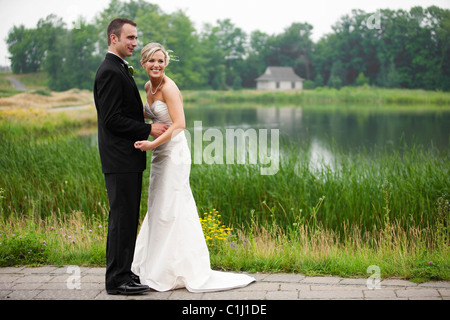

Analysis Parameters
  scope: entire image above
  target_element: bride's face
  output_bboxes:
[142,50,166,79]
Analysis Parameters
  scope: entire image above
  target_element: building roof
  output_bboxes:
[255,66,304,82]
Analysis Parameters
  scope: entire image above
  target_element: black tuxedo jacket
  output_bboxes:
[94,53,151,174]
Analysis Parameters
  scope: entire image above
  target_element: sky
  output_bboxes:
[1,0,450,67]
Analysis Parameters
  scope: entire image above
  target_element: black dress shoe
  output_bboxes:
[130,273,140,284]
[107,281,150,295]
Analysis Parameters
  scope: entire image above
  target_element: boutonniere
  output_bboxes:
[128,65,135,76]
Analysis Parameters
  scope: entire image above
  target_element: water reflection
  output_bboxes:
[308,138,335,174]
[292,137,336,178]
[250,105,450,151]
[256,106,302,132]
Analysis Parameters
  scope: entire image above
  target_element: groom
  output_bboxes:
[94,18,168,295]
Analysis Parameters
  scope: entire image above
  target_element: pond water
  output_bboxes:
[183,103,450,152]
[180,103,449,173]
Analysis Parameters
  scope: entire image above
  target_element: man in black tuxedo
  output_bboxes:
[94,18,168,295]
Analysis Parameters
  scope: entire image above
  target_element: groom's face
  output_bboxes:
[111,23,138,59]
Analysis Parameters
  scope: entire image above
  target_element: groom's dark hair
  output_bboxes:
[107,18,137,46]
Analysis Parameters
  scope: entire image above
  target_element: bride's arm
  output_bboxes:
[134,82,185,151]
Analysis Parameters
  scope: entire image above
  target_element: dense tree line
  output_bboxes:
[6,0,450,91]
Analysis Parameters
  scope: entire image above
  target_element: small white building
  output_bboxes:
[255,66,304,91]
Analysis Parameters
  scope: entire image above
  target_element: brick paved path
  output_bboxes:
[0,266,449,300]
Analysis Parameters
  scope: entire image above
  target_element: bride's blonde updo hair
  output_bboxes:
[140,42,170,66]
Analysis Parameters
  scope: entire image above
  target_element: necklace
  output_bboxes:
[151,75,164,95]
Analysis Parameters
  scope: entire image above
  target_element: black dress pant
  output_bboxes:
[104,172,143,290]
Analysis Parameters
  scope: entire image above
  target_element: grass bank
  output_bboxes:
[0,106,448,282]
[0,72,48,97]
[0,206,448,282]
[182,86,450,106]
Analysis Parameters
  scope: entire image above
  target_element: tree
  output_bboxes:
[159,10,205,89]
[7,25,41,73]
[63,19,102,90]
[199,19,247,89]
[241,30,272,87]
[26,14,101,90]
[211,64,227,90]
[355,72,370,86]
[385,58,401,88]
[425,6,450,91]
[36,14,68,90]
[312,35,334,86]
[265,22,314,80]
[232,75,242,90]
[327,60,344,89]
[314,73,324,87]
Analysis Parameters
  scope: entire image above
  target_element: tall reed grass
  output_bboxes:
[190,139,449,234]
[0,109,104,221]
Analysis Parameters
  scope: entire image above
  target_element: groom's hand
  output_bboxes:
[150,123,169,138]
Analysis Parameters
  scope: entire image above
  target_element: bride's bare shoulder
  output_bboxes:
[161,76,183,103]
[162,76,180,93]
[164,76,178,87]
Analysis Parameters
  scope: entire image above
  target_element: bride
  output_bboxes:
[131,42,255,292]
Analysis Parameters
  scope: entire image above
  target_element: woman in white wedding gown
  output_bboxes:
[131,43,255,292]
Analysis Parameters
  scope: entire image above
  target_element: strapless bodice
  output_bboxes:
[144,100,173,125]
[144,100,188,158]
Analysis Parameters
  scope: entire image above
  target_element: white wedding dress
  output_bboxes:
[131,100,255,292]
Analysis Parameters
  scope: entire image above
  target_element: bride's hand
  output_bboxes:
[134,140,155,151]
